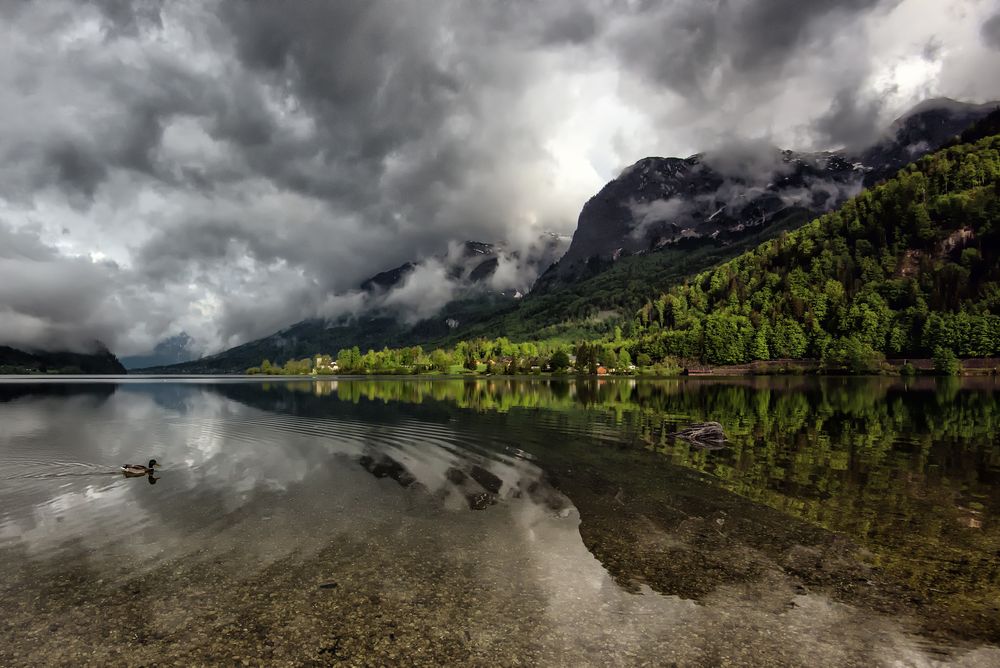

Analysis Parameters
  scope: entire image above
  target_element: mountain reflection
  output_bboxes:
[202,375,1000,641]
[1,377,999,660]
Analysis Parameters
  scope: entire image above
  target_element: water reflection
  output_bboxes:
[0,378,998,666]
[0,382,562,561]
[214,376,1000,647]
[209,377,1000,580]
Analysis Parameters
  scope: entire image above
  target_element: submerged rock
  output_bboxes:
[668,421,727,447]
[466,492,496,511]
[469,466,503,494]
[359,454,417,488]
[445,467,468,485]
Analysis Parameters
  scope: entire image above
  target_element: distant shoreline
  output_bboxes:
[681,358,1000,377]
[3,359,1000,381]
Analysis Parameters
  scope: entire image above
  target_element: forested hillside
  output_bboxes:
[447,210,814,345]
[630,134,1000,367]
[237,127,1000,377]
[0,345,126,375]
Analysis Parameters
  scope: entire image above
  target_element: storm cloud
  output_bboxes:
[984,11,1000,51]
[0,0,998,356]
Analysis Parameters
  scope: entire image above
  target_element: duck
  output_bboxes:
[121,459,158,476]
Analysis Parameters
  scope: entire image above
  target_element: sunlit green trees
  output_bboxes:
[549,350,570,371]
[932,346,961,375]
[630,133,1000,365]
[430,349,451,373]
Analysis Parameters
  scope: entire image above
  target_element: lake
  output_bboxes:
[1,377,999,666]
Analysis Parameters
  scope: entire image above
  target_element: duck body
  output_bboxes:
[121,459,158,476]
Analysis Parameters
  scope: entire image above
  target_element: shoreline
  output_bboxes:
[3,364,1000,381]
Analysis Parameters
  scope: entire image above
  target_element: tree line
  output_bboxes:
[627,134,1000,370]
[247,132,1000,376]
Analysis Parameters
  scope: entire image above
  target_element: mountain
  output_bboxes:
[359,262,417,293]
[436,104,1000,348]
[0,343,127,374]
[121,333,196,370]
[145,99,998,374]
[253,111,1000,377]
[534,151,863,292]
[535,98,998,292]
[359,239,565,297]
[136,236,567,373]
[859,99,1000,185]
[629,127,1000,367]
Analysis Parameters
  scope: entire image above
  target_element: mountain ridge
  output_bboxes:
[121,333,196,370]
[627,129,1000,367]
[141,98,999,374]
[227,108,1000,376]
[0,343,126,375]
[536,98,998,292]
[134,237,565,373]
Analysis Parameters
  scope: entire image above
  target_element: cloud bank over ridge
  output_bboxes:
[0,0,998,355]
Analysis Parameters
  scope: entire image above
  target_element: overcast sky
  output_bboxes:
[1,0,998,356]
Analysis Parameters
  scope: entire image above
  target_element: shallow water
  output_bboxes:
[1,377,998,666]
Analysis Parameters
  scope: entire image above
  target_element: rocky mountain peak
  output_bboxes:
[535,98,998,291]
[358,235,567,298]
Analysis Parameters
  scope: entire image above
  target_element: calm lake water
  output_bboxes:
[1,377,999,667]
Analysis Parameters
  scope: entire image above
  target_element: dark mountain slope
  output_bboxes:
[440,213,815,345]
[535,150,864,292]
[0,344,126,374]
[121,333,196,370]
[144,100,998,373]
[859,99,999,185]
[537,99,998,294]
[136,295,516,374]
[137,238,565,373]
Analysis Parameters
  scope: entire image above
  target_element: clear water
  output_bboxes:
[1,377,998,667]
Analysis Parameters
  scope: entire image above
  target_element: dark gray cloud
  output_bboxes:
[0,0,995,355]
[983,12,1000,51]
[88,0,162,37]
[540,6,598,45]
[813,88,890,150]
[0,221,123,352]
[732,0,895,70]
[922,37,943,62]
[608,0,895,100]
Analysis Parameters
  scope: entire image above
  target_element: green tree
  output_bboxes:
[703,314,750,365]
[751,326,770,360]
[549,350,570,371]
[430,349,451,373]
[932,346,961,375]
[463,351,478,371]
[823,336,884,374]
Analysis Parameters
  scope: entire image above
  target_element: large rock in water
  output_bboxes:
[535,98,998,290]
